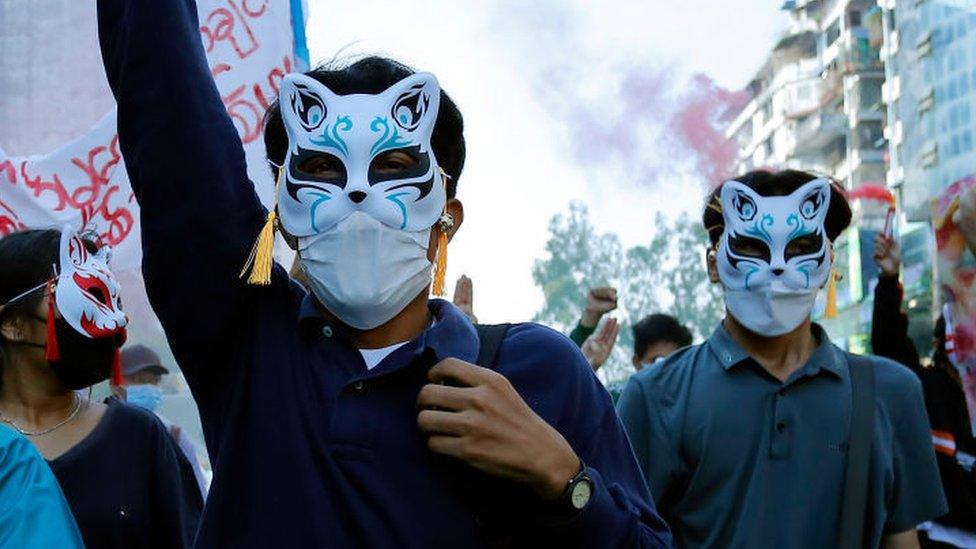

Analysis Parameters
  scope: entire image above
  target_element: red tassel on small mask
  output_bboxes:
[45,281,60,362]
[111,348,123,387]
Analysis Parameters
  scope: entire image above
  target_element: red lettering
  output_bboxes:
[200,1,260,61]
[241,0,268,18]
[212,63,232,77]
[21,162,69,210]
[223,85,263,144]
[0,199,26,237]
[0,159,15,184]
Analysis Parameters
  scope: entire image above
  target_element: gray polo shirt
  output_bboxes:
[617,323,947,548]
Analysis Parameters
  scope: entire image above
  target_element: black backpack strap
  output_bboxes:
[838,352,876,549]
[474,324,512,369]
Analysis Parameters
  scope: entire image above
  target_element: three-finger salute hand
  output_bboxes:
[417,358,580,500]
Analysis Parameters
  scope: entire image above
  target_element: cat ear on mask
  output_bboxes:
[380,72,441,139]
[279,74,340,147]
[60,227,86,269]
[719,180,764,226]
[790,178,832,225]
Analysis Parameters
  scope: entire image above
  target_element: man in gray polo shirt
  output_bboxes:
[618,170,947,548]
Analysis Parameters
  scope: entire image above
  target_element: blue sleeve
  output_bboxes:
[617,372,682,506]
[148,416,202,548]
[0,428,84,548]
[500,326,671,548]
[97,0,274,386]
[884,368,948,533]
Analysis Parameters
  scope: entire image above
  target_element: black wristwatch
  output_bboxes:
[558,460,593,511]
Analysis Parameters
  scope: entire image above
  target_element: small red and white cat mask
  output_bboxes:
[54,227,128,339]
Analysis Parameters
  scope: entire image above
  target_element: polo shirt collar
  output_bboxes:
[297,294,479,365]
[707,321,844,379]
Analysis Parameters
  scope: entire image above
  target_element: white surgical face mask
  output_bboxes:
[716,179,833,337]
[276,72,446,328]
[298,212,433,330]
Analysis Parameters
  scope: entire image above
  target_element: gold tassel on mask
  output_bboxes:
[825,268,839,319]
[433,213,453,296]
[240,166,283,286]
[431,168,453,297]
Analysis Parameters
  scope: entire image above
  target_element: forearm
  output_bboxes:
[98,0,268,340]
[871,275,919,367]
[535,466,671,548]
[569,322,597,348]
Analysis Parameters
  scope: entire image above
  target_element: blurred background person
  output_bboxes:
[0,228,200,548]
[596,313,691,403]
[0,424,84,548]
[631,314,693,371]
[569,286,618,347]
[872,233,976,548]
[121,344,210,500]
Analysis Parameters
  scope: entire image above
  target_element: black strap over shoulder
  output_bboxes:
[838,352,876,549]
[474,324,512,370]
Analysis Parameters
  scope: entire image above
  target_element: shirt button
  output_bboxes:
[776,421,787,433]
[725,354,732,363]
[353,381,364,390]
[322,326,333,338]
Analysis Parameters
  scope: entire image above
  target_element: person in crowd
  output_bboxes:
[121,344,210,500]
[95,0,670,546]
[452,274,477,323]
[630,314,693,371]
[582,317,620,372]
[565,286,620,371]
[0,424,84,548]
[594,314,692,403]
[872,234,976,548]
[618,169,946,548]
[0,228,201,548]
[569,286,618,347]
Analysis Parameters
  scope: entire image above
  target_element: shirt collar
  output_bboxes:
[297,295,479,364]
[707,322,844,379]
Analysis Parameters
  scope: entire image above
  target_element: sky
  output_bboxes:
[305,0,787,323]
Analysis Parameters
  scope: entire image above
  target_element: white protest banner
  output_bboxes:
[0,0,309,270]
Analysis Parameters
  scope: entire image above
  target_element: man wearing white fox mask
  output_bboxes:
[619,170,947,548]
[96,1,670,546]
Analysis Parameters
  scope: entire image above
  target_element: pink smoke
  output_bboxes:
[672,74,750,187]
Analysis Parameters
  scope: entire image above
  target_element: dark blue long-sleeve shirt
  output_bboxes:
[97,1,670,546]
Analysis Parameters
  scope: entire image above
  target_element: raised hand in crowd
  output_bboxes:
[582,317,619,371]
[953,185,976,256]
[452,275,477,324]
[873,233,901,278]
[582,286,618,328]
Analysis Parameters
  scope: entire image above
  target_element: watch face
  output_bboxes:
[570,479,593,510]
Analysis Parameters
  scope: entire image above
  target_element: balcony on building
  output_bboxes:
[791,111,847,156]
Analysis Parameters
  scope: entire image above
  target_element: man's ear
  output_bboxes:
[631,355,642,371]
[706,246,721,284]
[445,198,464,243]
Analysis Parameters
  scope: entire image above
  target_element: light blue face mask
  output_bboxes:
[126,384,163,412]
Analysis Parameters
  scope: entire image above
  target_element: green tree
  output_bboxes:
[533,202,723,383]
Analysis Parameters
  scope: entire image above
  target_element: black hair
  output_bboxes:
[702,170,853,246]
[632,314,693,359]
[263,56,466,199]
[0,229,62,379]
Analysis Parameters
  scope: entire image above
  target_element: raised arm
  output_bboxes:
[97,0,270,373]
[870,234,921,370]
